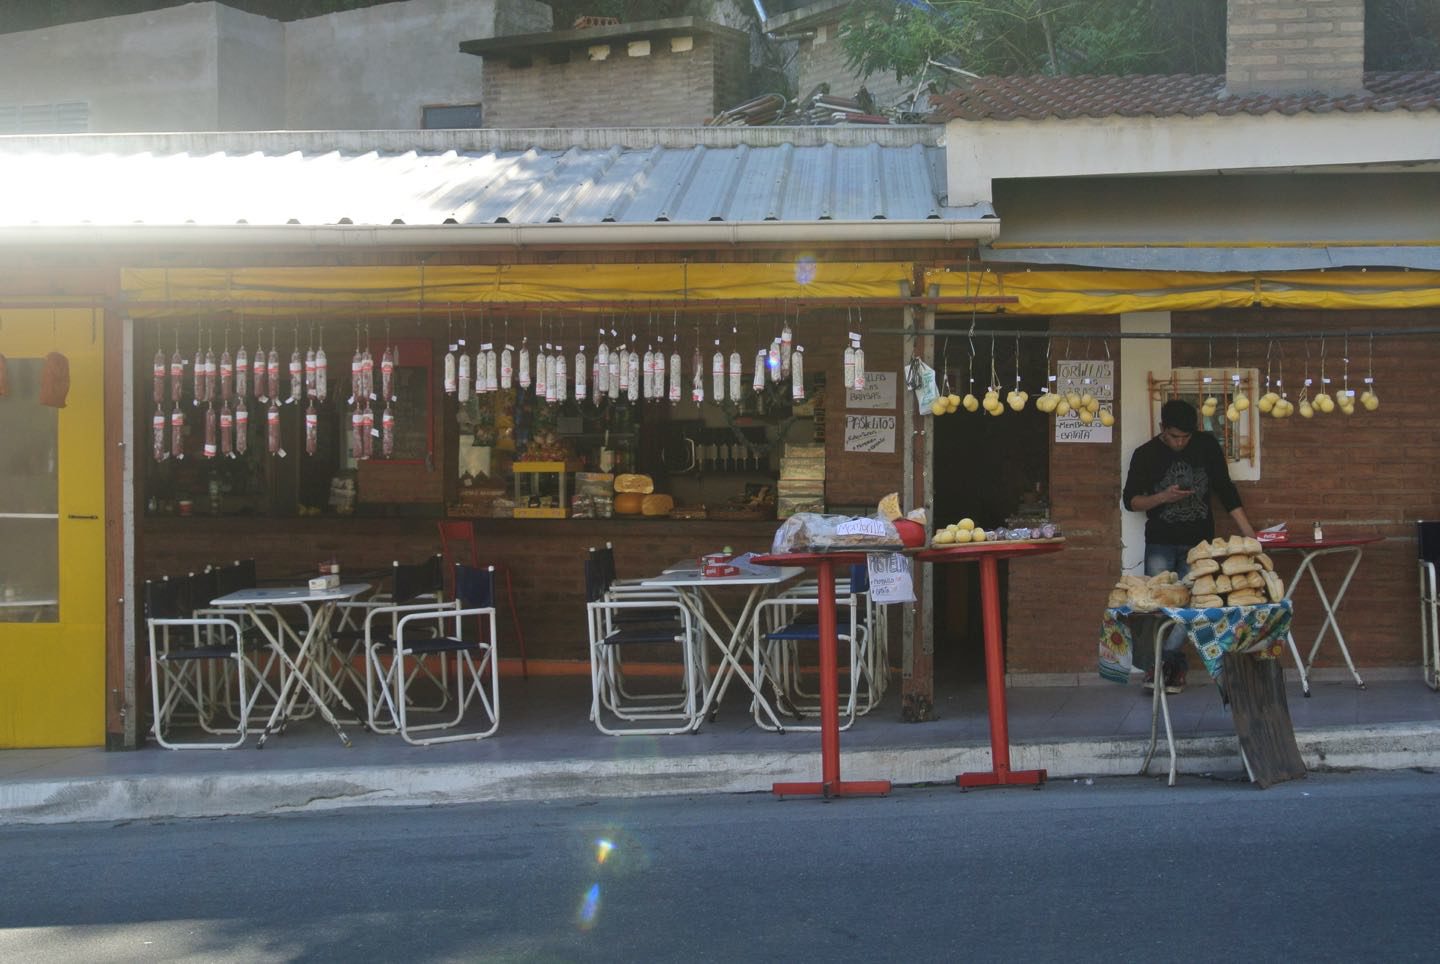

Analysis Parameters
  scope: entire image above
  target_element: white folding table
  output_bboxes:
[209,583,370,748]
[639,562,803,731]
[1266,535,1382,696]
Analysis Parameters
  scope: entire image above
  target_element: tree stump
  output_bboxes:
[1222,652,1307,788]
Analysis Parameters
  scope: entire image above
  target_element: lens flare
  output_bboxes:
[577,883,601,929]
[794,257,817,285]
[594,838,615,864]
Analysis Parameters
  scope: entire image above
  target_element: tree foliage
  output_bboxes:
[838,0,1436,84]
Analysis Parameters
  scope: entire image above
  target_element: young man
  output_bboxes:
[1122,399,1256,693]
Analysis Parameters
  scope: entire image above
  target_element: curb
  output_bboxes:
[4,721,1438,825]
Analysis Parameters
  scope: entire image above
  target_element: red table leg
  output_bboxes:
[956,556,1046,789]
[773,558,891,799]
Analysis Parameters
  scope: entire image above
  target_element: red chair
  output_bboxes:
[437,520,528,677]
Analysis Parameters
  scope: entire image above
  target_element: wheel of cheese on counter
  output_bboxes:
[614,492,645,515]
[614,474,655,494]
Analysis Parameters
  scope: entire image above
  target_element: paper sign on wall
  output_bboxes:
[846,371,896,410]
[867,552,915,604]
[1054,359,1115,444]
[843,414,896,453]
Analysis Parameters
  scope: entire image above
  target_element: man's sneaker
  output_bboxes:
[1164,665,1187,695]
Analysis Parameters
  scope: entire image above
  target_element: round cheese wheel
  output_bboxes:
[614,493,645,515]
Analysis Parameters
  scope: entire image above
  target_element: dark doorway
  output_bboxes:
[930,319,1051,684]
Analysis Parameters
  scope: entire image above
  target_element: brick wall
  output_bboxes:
[142,516,781,662]
[482,28,748,128]
[1007,308,1439,676]
[1226,0,1365,95]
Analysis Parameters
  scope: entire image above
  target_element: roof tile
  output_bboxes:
[928,71,1440,122]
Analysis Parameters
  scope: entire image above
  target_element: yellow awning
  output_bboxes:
[121,263,917,317]
[925,268,1440,314]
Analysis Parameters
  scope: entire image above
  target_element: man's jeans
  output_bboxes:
[1142,543,1192,671]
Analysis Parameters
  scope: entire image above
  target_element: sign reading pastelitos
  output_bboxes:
[843,414,896,453]
[867,552,915,603]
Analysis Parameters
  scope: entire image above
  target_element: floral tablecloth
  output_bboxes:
[1099,602,1294,683]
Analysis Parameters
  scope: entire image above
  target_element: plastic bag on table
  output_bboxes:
[770,512,902,554]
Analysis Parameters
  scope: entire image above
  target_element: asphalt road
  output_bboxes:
[1,770,1436,962]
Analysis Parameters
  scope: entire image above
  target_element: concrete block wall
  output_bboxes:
[793,16,914,111]
[1226,0,1366,95]
[481,27,749,128]
[286,0,551,131]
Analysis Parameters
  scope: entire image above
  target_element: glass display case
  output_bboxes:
[512,461,568,518]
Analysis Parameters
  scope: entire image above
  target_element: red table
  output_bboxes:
[916,541,1066,788]
[750,551,893,799]
[1262,535,1383,695]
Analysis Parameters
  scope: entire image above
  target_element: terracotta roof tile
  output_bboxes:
[927,71,1440,122]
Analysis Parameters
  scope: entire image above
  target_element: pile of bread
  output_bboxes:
[1108,571,1190,611]
[1183,535,1285,607]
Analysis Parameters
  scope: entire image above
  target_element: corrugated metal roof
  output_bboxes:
[0,129,990,229]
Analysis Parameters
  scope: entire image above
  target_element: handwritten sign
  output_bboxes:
[844,414,896,453]
[1054,359,1114,444]
[867,552,915,603]
[846,371,896,410]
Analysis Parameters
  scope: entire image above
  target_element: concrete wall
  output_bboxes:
[1227,0,1365,95]
[286,0,551,131]
[481,27,748,128]
[0,3,224,133]
[216,4,286,131]
[0,0,550,133]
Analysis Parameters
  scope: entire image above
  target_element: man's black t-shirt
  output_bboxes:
[1122,432,1242,547]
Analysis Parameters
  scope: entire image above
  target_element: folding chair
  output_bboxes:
[1420,521,1440,690]
[585,556,703,735]
[365,563,500,745]
[438,520,529,676]
[146,577,261,749]
[751,563,876,732]
[330,554,444,713]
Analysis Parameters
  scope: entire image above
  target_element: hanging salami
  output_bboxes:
[304,346,316,398]
[170,406,185,460]
[235,398,249,455]
[711,349,725,403]
[266,342,281,405]
[235,343,248,399]
[753,347,766,394]
[457,350,472,403]
[668,347,681,402]
[381,405,395,459]
[203,347,216,403]
[220,401,234,457]
[574,347,587,401]
[360,348,374,400]
[219,346,234,401]
[153,349,167,405]
[266,399,283,457]
[314,344,328,402]
[691,346,705,403]
[203,404,218,459]
[304,400,318,456]
[289,348,303,403]
[192,347,204,405]
[361,404,375,459]
[792,348,806,402]
[153,407,168,462]
[443,344,457,395]
[252,343,268,402]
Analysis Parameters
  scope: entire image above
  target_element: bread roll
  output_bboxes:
[1215,574,1233,593]
[1242,536,1263,555]
[1191,594,1224,608]
[1227,589,1265,606]
[1263,569,1286,602]
[1246,571,1266,590]
[1107,589,1130,608]
[1186,542,1211,565]
[1191,574,1217,596]
[1222,555,1261,575]
[1209,538,1229,558]
[1188,558,1220,577]
[1154,585,1191,608]
[1151,570,1178,585]
[1227,534,1246,555]
[1255,553,1273,571]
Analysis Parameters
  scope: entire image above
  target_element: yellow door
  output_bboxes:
[0,309,106,747]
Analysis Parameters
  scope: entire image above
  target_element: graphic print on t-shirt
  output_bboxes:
[1157,458,1209,524]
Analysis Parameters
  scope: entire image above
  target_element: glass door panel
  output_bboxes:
[0,358,60,622]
